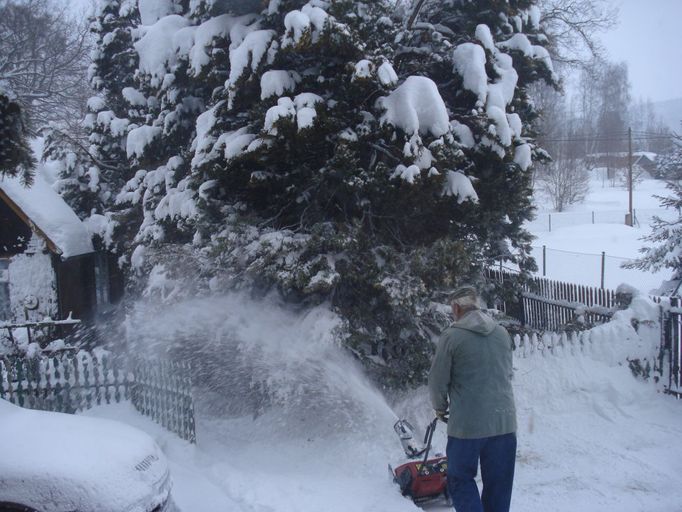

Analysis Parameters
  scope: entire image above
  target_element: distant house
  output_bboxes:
[632,152,658,175]
[0,174,121,323]
[586,151,659,178]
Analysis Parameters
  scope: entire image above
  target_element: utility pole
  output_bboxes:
[627,127,633,227]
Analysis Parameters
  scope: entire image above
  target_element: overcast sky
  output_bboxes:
[601,0,682,103]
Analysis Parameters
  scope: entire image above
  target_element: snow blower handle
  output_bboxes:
[419,417,440,473]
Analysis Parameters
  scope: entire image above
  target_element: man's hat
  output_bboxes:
[450,285,479,308]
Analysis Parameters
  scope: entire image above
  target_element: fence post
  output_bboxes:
[542,245,546,277]
[548,214,552,232]
[592,211,595,224]
[600,252,605,289]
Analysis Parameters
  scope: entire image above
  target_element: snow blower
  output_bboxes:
[389,416,449,505]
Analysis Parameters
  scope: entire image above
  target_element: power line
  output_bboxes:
[540,135,674,143]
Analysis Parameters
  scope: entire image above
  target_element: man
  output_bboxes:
[428,285,517,512]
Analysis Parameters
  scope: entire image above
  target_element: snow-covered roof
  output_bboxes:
[0,173,94,258]
[633,151,657,161]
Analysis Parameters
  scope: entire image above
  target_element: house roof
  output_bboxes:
[0,173,94,258]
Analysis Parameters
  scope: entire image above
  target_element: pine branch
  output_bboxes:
[407,0,428,29]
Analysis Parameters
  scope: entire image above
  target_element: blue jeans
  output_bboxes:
[446,432,517,512]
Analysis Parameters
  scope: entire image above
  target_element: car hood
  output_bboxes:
[0,400,170,512]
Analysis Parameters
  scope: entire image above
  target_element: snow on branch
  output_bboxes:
[377,76,449,138]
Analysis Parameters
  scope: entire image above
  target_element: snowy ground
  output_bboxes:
[74,173,682,512]
[80,293,682,512]
[84,349,682,512]
[529,173,675,293]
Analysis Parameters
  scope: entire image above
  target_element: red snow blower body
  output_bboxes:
[389,417,449,505]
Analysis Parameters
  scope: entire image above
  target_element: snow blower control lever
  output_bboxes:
[390,416,449,504]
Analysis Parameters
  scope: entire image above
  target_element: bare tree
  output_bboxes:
[539,0,617,68]
[538,158,590,211]
[0,0,92,136]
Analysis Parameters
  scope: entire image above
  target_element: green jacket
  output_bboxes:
[428,309,517,439]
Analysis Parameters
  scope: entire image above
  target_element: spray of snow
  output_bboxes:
[127,293,397,437]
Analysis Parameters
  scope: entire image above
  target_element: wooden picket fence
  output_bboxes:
[487,269,682,398]
[513,330,591,357]
[0,351,196,443]
[487,268,615,331]
[130,358,196,443]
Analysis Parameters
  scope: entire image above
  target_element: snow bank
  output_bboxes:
[0,174,93,258]
[1,400,169,512]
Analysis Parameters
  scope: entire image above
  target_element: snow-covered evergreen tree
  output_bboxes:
[628,142,682,280]
[185,0,554,385]
[627,179,682,280]
[656,145,682,181]
[71,0,554,386]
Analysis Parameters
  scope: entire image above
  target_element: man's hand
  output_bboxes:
[435,409,449,423]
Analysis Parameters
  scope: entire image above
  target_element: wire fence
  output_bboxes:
[528,245,667,292]
[526,208,675,233]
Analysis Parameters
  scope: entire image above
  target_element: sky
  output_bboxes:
[601,0,682,103]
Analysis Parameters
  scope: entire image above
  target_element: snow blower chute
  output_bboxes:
[389,416,449,505]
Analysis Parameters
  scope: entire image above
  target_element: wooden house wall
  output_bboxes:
[1,195,124,325]
[54,253,97,322]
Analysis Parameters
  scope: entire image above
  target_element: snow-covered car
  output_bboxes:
[0,398,174,512]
